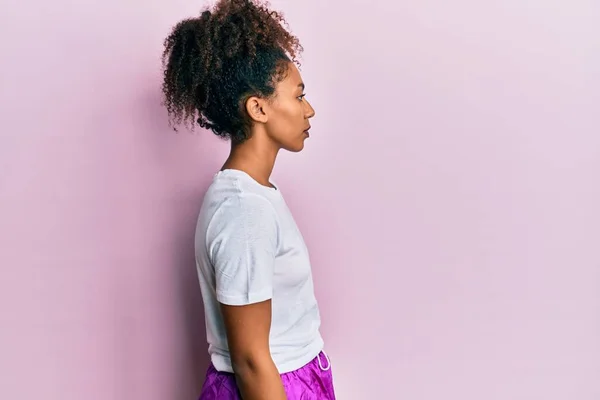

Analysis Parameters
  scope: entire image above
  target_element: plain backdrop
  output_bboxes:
[1,0,599,399]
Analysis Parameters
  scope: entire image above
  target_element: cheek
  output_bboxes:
[271,102,303,130]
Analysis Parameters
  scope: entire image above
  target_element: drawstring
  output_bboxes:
[317,351,331,371]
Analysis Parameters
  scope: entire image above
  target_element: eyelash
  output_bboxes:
[298,94,306,101]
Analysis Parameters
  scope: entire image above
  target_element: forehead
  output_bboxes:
[277,62,303,91]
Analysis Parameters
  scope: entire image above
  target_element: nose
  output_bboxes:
[305,100,315,119]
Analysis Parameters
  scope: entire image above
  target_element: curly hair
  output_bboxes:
[161,0,303,142]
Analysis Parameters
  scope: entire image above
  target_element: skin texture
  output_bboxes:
[161,1,314,397]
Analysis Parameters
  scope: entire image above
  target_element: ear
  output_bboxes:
[245,96,269,124]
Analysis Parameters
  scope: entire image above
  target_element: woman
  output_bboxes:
[161,1,336,399]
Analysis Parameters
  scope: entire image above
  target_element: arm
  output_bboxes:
[221,299,286,400]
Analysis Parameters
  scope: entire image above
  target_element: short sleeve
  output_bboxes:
[206,193,279,306]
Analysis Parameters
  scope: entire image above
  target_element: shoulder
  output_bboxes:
[218,192,277,219]
[204,189,280,238]
[205,171,279,215]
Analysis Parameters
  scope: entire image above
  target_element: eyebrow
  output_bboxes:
[298,83,305,90]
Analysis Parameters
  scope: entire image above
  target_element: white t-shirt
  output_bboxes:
[194,169,324,373]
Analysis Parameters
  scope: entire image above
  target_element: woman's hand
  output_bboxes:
[220,299,287,400]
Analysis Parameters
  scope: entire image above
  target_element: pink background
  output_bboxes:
[1,0,599,399]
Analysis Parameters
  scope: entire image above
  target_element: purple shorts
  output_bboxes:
[198,351,336,399]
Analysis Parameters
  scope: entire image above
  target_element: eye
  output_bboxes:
[297,93,306,101]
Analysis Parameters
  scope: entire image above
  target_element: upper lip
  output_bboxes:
[305,126,311,131]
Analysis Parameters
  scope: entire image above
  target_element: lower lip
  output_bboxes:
[304,130,310,137]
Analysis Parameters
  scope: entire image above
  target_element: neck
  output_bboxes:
[221,127,279,188]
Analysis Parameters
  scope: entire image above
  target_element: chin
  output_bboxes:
[295,141,307,152]
[283,140,306,153]
[286,146,304,153]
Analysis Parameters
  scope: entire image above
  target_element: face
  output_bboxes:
[263,62,316,152]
